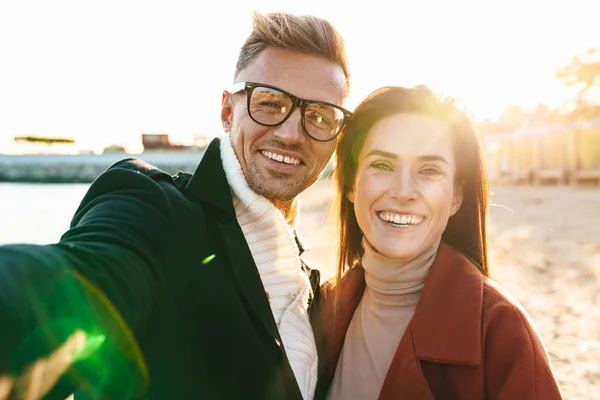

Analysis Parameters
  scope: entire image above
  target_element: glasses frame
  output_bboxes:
[229,81,352,142]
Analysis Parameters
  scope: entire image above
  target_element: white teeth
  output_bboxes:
[379,212,423,226]
[262,151,300,165]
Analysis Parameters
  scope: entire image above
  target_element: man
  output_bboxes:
[0,11,351,400]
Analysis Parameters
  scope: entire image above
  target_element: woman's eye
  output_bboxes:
[371,162,391,170]
[420,167,442,175]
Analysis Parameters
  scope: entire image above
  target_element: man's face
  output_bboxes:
[221,47,347,204]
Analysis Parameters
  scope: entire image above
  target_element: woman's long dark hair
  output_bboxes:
[334,85,490,293]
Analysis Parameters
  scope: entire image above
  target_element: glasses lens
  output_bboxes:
[304,103,346,140]
[248,86,294,126]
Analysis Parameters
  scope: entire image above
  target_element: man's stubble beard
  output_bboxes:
[246,162,306,202]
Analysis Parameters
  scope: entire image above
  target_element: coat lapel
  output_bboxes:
[410,242,484,365]
[379,243,485,398]
[379,326,434,400]
[184,138,281,340]
[218,221,281,340]
[184,138,235,216]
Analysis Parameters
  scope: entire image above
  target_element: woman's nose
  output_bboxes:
[388,171,418,202]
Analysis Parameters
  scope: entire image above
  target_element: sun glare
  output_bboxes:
[0,0,598,153]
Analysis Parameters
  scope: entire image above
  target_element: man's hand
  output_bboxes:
[0,330,85,400]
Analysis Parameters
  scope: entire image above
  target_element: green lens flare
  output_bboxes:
[15,265,150,398]
[72,333,106,362]
[202,254,216,264]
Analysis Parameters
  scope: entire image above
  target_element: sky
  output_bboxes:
[0,0,598,154]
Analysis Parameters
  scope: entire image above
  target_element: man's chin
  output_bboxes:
[247,175,303,201]
[254,186,299,202]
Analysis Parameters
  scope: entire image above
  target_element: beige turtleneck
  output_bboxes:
[328,238,441,400]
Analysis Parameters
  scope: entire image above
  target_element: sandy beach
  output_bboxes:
[298,179,600,399]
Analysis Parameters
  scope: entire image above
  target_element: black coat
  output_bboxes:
[0,138,320,399]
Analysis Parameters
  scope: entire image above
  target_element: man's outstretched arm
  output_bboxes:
[0,159,177,398]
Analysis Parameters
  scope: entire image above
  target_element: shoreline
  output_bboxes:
[0,152,204,183]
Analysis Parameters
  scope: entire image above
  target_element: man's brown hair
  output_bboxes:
[235,11,350,96]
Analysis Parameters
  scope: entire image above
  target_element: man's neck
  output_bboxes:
[272,198,298,226]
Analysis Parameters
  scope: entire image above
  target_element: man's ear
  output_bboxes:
[450,182,464,216]
[221,91,233,133]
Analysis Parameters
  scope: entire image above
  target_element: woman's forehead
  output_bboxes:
[362,113,453,158]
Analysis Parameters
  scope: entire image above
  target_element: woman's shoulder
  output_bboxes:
[480,277,543,338]
[320,265,365,298]
[479,277,560,396]
[482,277,525,312]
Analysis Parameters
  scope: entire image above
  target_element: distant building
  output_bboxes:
[142,133,172,151]
[103,144,127,153]
[193,135,209,149]
[141,133,208,152]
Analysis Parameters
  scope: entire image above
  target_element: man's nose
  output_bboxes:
[272,108,305,144]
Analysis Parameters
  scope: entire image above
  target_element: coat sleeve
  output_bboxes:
[0,159,177,396]
[484,299,563,399]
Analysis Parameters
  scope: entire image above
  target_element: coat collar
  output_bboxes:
[184,137,236,218]
[183,136,312,341]
[331,242,485,366]
[185,137,307,255]
[183,137,280,339]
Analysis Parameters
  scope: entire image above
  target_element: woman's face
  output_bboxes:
[348,113,462,261]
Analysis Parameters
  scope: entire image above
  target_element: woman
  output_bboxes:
[314,86,562,399]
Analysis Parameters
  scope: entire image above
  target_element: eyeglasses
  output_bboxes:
[229,81,352,142]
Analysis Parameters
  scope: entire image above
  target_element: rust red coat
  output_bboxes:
[314,242,563,399]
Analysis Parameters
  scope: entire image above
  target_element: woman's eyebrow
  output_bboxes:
[417,155,450,165]
[365,150,449,166]
[365,149,397,159]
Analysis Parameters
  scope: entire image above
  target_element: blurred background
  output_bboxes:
[0,0,598,398]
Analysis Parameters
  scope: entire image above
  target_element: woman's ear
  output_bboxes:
[450,182,464,216]
[346,188,355,204]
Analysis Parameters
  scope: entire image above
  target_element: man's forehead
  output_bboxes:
[236,47,348,104]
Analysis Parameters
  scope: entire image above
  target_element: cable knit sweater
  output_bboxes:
[220,134,318,399]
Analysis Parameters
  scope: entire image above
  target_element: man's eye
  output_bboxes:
[306,112,332,127]
[259,101,285,109]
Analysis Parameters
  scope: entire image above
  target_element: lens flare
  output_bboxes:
[202,254,216,264]
[14,265,150,398]
[71,333,106,363]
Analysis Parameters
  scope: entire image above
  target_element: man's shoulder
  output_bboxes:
[106,157,178,178]
[87,157,194,206]
[104,157,195,185]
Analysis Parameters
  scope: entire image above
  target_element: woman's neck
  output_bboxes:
[361,238,441,307]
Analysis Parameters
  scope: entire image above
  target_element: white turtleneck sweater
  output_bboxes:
[328,238,441,400]
[220,135,318,400]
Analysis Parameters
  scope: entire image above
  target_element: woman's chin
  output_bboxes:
[369,237,436,262]
[376,244,420,262]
